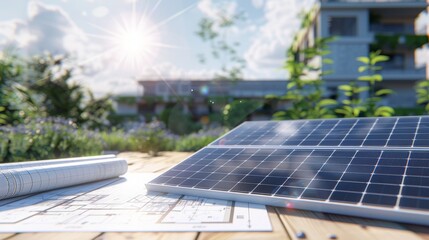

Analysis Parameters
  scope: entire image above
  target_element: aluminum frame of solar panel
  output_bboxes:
[146,116,429,226]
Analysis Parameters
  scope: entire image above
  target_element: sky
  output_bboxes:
[0,0,426,96]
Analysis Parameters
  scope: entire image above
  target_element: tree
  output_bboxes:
[26,53,113,129]
[336,50,394,117]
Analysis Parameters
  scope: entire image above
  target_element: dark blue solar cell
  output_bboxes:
[275,187,304,198]
[335,182,367,192]
[330,191,362,203]
[231,183,257,193]
[320,164,348,172]
[362,194,397,207]
[206,173,227,181]
[315,172,342,181]
[195,180,220,189]
[370,175,402,184]
[252,185,279,195]
[180,179,202,187]
[402,186,429,198]
[283,178,312,187]
[301,189,331,200]
[212,181,237,191]
[341,173,371,182]
[308,180,337,190]
[404,176,429,187]
[366,184,400,195]
[400,197,429,211]
[347,165,376,173]
[262,177,287,185]
[242,176,265,184]
[375,166,405,175]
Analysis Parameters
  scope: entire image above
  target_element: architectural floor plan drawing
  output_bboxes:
[0,173,271,232]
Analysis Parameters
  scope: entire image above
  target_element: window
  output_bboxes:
[328,17,357,37]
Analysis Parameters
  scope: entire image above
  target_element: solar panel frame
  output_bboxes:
[146,116,429,226]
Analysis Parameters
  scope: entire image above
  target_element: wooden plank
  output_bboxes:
[7,233,101,240]
[197,207,291,240]
[277,208,423,240]
[96,232,197,240]
[404,225,429,240]
[0,233,15,240]
[119,152,191,173]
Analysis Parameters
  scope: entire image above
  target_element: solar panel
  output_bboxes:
[146,116,429,226]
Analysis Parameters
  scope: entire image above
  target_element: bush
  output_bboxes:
[175,127,227,152]
[131,122,175,156]
[99,129,140,152]
[0,118,103,162]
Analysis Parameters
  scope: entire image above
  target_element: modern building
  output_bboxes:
[297,0,429,107]
[136,80,288,122]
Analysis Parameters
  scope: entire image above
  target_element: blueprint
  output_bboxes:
[0,173,272,232]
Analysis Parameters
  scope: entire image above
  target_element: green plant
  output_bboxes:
[272,37,337,120]
[0,51,37,125]
[126,121,174,156]
[222,99,262,128]
[335,82,368,117]
[174,127,226,152]
[159,106,201,135]
[175,135,217,152]
[416,80,429,114]
[337,51,394,117]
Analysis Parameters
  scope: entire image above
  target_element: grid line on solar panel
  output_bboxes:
[150,147,429,212]
[211,116,429,148]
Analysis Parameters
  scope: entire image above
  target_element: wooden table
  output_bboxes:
[2,151,429,240]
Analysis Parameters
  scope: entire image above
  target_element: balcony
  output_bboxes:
[320,0,428,9]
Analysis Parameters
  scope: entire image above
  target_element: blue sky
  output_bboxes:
[0,0,426,96]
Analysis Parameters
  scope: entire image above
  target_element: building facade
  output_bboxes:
[137,80,289,121]
[299,0,428,107]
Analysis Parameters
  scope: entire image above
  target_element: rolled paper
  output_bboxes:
[0,158,128,200]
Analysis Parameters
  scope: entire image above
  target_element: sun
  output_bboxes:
[112,16,158,68]
[84,1,195,73]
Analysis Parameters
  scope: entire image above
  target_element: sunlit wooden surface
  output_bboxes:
[2,151,429,240]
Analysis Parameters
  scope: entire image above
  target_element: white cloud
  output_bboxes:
[92,6,109,18]
[244,0,315,78]
[197,0,237,20]
[252,0,265,9]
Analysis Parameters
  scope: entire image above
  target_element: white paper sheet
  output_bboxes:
[0,173,272,232]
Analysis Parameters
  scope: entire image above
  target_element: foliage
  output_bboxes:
[133,126,173,157]
[222,99,262,128]
[0,52,37,125]
[174,127,227,152]
[196,8,245,80]
[272,37,337,120]
[372,34,429,51]
[0,118,103,163]
[26,53,114,129]
[337,51,394,117]
[416,80,429,114]
[159,106,201,135]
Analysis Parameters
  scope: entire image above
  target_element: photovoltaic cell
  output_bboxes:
[147,116,429,226]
